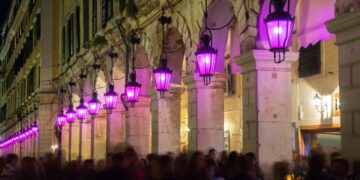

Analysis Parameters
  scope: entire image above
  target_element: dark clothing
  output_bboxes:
[305,170,332,180]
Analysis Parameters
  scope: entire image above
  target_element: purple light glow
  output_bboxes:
[125,73,142,104]
[104,84,118,109]
[195,34,217,85]
[265,20,293,51]
[56,112,67,126]
[0,125,39,148]
[76,99,88,120]
[88,98,101,116]
[154,58,172,96]
[66,105,76,123]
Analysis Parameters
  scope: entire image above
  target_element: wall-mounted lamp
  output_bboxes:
[312,94,327,113]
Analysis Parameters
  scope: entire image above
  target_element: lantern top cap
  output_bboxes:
[154,58,172,73]
[126,73,142,87]
[265,11,294,22]
[105,84,118,96]
[195,34,217,55]
[76,103,87,109]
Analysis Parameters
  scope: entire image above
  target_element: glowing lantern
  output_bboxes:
[66,105,76,123]
[88,92,101,115]
[56,111,67,126]
[125,73,141,107]
[104,84,118,109]
[76,99,88,120]
[264,0,294,63]
[195,34,217,85]
[154,58,172,97]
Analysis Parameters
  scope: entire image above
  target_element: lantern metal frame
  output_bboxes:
[195,0,219,85]
[124,33,142,108]
[88,62,101,115]
[264,0,294,63]
[153,9,173,97]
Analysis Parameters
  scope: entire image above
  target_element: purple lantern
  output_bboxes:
[56,111,67,126]
[154,58,172,98]
[104,84,118,109]
[88,92,101,115]
[76,99,88,120]
[125,73,141,107]
[195,34,217,85]
[66,105,76,123]
[31,124,39,134]
[264,0,294,63]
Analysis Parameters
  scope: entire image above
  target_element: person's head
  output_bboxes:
[139,158,147,168]
[158,155,174,175]
[331,158,349,177]
[190,151,206,170]
[18,157,43,180]
[208,148,217,161]
[227,151,238,165]
[273,161,290,180]
[5,154,18,167]
[245,152,257,166]
[123,147,138,168]
[112,152,125,169]
[308,153,327,171]
[82,159,94,171]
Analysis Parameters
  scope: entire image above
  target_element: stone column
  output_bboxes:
[184,73,227,152]
[126,96,151,158]
[326,10,360,161]
[37,93,58,157]
[108,102,126,153]
[235,50,298,177]
[149,86,185,154]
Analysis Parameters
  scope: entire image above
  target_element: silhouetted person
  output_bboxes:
[79,159,97,180]
[349,160,360,180]
[273,161,290,180]
[0,154,19,180]
[306,153,332,180]
[224,151,240,179]
[0,157,6,175]
[187,151,207,180]
[61,160,81,180]
[245,152,264,180]
[15,157,44,180]
[206,158,224,180]
[330,158,349,180]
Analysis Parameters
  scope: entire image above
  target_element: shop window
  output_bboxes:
[298,42,321,78]
[92,0,97,36]
[83,0,90,45]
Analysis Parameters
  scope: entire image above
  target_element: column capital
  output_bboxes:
[235,50,299,74]
[183,73,228,90]
[326,10,360,45]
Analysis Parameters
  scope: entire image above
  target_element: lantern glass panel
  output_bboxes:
[76,104,88,120]
[265,20,293,50]
[104,91,118,109]
[125,85,141,102]
[88,99,101,115]
[196,52,216,77]
[66,108,76,123]
[154,71,172,92]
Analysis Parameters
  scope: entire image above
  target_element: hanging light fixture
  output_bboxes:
[125,33,142,107]
[195,0,217,85]
[104,84,118,109]
[89,92,101,115]
[264,0,294,63]
[104,47,119,109]
[77,71,88,120]
[56,88,67,126]
[88,62,101,115]
[125,73,141,107]
[154,9,173,97]
[66,105,76,123]
[66,81,76,123]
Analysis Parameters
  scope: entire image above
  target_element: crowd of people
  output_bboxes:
[0,147,359,180]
